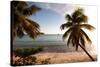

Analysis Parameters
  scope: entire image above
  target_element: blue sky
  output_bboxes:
[29,9,65,34]
[28,2,74,34]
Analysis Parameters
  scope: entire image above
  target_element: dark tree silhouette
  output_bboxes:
[11,1,41,39]
[60,8,95,61]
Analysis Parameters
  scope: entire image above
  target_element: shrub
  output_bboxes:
[13,47,44,65]
[14,47,43,57]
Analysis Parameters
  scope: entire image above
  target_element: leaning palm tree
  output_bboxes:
[11,1,43,65]
[11,1,41,40]
[60,8,95,61]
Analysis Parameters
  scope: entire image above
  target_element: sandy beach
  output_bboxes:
[13,44,97,65]
[33,52,97,64]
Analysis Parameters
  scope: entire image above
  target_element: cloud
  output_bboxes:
[32,2,76,15]
[42,3,75,15]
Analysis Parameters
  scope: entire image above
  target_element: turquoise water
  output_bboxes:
[14,34,65,45]
[15,34,62,41]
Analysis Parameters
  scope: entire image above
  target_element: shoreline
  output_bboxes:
[12,51,97,65]
[13,44,97,65]
[12,44,97,64]
[13,44,96,53]
[13,44,85,53]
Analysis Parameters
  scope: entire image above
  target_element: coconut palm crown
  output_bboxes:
[11,1,41,39]
[60,8,95,51]
[60,8,95,61]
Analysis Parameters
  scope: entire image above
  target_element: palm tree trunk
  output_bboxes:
[78,44,95,61]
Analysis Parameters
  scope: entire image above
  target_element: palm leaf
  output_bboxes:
[13,1,28,13]
[25,18,40,28]
[72,8,84,21]
[23,5,41,16]
[12,1,42,39]
[80,24,95,31]
[75,15,88,23]
[80,29,92,44]
[60,22,72,30]
[17,25,25,38]
[67,33,72,46]
[65,14,72,21]
[79,35,85,48]
[22,18,40,39]
[62,28,72,40]
[12,1,27,8]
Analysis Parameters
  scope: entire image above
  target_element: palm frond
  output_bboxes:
[65,14,72,21]
[23,5,41,16]
[25,18,40,28]
[13,1,28,13]
[80,29,92,44]
[12,1,42,39]
[72,8,84,20]
[67,33,72,46]
[75,15,88,23]
[11,1,27,8]
[80,24,95,31]
[60,22,72,30]
[63,28,72,40]
[62,28,72,40]
[79,35,85,48]
[12,11,25,38]
[17,1,27,7]
[16,25,25,38]
[22,18,40,39]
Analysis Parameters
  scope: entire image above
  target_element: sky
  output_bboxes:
[28,2,75,34]
[28,2,97,35]
[28,2,97,52]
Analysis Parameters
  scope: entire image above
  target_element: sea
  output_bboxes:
[14,34,65,45]
[13,34,96,54]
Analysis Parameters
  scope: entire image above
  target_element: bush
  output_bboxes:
[13,47,44,65]
[14,47,43,57]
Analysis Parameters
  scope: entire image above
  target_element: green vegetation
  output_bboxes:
[13,47,43,66]
[14,47,43,57]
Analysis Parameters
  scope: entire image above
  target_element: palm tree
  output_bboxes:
[11,1,41,40]
[60,8,95,61]
[11,1,43,65]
